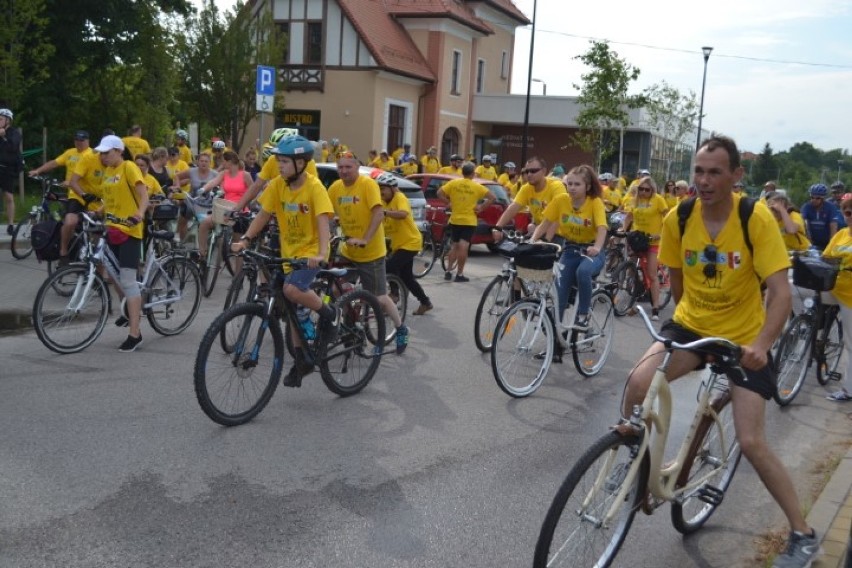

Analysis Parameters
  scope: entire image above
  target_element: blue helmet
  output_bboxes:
[809,183,828,198]
[272,135,314,161]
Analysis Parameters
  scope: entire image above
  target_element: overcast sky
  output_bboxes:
[509,0,852,155]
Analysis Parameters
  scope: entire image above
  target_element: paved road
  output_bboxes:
[0,247,848,567]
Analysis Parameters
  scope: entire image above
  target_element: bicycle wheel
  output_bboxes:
[194,303,284,426]
[147,256,202,336]
[220,225,238,276]
[10,216,36,259]
[571,290,615,377]
[534,431,649,568]
[413,229,437,278]
[32,265,110,354]
[773,315,814,406]
[203,236,223,297]
[474,274,512,352]
[490,299,554,398]
[612,261,639,317]
[816,311,843,385]
[318,289,384,396]
[657,265,672,310]
[671,384,742,534]
[440,234,455,272]
[604,246,622,279]
[386,272,408,341]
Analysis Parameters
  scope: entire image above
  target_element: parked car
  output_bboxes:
[315,163,427,224]
[405,173,530,250]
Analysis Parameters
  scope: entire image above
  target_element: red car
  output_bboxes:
[406,173,530,251]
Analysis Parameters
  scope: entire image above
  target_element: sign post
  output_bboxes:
[256,65,276,150]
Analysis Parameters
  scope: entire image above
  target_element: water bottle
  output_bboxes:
[296,305,316,340]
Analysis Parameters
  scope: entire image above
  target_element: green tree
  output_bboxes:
[753,143,779,187]
[571,40,643,170]
[787,142,821,169]
[0,0,53,115]
[642,81,698,181]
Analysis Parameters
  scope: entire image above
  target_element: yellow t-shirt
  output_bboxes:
[513,178,567,225]
[177,145,193,166]
[122,136,151,159]
[328,175,386,262]
[777,211,810,251]
[603,187,622,212]
[258,174,334,260]
[437,166,461,175]
[664,193,678,209]
[383,191,422,252]
[398,162,419,176]
[71,152,106,210]
[143,173,164,197]
[824,229,852,308]
[166,159,190,194]
[629,193,669,241]
[258,155,319,181]
[474,165,498,181]
[377,157,396,171]
[658,194,790,344]
[440,178,490,226]
[543,194,607,243]
[54,147,93,182]
[420,156,440,174]
[391,147,404,164]
[103,161,146,240]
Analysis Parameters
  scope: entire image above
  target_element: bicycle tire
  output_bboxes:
[440,234,460,273]
[816,310,843,386]
[671,384,742,534]
[386,273,408,343]
[534,431,649,568]
[203,236,223,297]
[147,256,202,336]
[220,225,238,277]
[773,315,814,406]
[10,216,36,259]
[490,299,554,398]
[413,229,437,279]
[32,265,110,354]
[194,302,284,426]
[571,290,615,377]
[612,261,639,317]
[318,289,385,396]
[657,265,672,310]
[473,274,511,352]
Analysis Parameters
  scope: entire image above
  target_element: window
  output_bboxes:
[276,23,290,64]
[501,50,508,79]
[451,50,462,95]
[476,59,485,93]
[305,22,323,64]
[388,105,406,152]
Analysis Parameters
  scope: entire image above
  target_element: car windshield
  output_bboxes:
[485,183,510,205]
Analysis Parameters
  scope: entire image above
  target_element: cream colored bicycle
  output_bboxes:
[533,305,743,567]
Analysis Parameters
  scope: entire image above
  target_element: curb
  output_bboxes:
[810,444,852,567]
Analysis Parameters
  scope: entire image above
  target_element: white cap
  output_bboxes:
[94,134,125,153]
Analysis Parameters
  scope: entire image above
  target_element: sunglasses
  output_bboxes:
[521,168,542,175]
[703,245,718,279]
[638,186,654,192]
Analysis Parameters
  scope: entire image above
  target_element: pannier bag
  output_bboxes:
[626,230,650,254]
[151,202,179,220]
[31,219,62,261]
[792,255,839,291]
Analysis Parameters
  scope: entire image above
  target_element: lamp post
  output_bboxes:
[695,46,713,153]
[531,78,547,96]
[520,0,537,169]
[838,160,843,182]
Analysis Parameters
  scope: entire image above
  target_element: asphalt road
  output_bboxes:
[0,247,848,567]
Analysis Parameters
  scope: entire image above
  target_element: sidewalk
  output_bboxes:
[812,443,852,567]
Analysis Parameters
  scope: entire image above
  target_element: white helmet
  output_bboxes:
[212,140,226,150]
[0,109,13,120]
[374,172,398,187]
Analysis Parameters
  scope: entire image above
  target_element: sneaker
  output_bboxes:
[534,345,563,363]
[771,530,820,568]
[118,334,143,352]
[319,305,341,342]
[825,390,852,402]
[6,224,13,236]
[572,314,591,331]
[651,308,660,322]
[114,315,129,328]
[444,271,453,281]
[454,274,470,283]
[413,303,433,315]
[395,324,409,355]
[58,255,70,267]
[282,359,314,388]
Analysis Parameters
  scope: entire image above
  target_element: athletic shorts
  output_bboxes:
[448,223,475,243]
[0,176,14,194]
[108,236,143,270]
[660,319,776,400]
[348,257,387,296]
[65,199,85,215]
[284,267,320,292]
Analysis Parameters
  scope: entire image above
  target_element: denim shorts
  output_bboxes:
[284,267,320,292]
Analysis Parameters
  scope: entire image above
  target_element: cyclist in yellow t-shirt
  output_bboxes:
[165,147,190,193]
[420,147,440,174]
[28,130,92,182]
[474,156,498,181]
[624,135,818,566]
[397,155,419,176]
[376,150,395,171]
[822,194,852,401]
[492,157,566,239]
[328,153,409,354]
[63,150,107,264]
[174,129,194,165]
[121,125,151,159]
[765,192,810,251]
[437,154,463,175]
[133,154,164,198]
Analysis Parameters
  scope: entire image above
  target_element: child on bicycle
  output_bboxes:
[230,135,338,388]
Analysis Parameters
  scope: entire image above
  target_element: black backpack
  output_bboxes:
[31,219,62,261]
[677,196,756,257]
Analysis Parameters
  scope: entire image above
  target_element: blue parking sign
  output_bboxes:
[256,66,275,96]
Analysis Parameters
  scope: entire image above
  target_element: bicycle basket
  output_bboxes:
[212,198,236,225]
[626,231,650,254]
[511,243,558,282]
[792,255,838,291]
[151,202,179,220]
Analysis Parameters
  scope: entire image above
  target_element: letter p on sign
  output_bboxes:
[256,66,275,96]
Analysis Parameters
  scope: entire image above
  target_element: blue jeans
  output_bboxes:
[556,248,605,320]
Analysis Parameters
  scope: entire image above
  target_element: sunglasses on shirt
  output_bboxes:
[703,244,718,279]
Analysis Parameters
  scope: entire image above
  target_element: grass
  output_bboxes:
[0,182,61,224]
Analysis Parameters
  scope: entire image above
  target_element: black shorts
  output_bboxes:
[448,223,475,243]
[108,237,143,270]
[65,199,85,215]
[660,319,776,400]
[0,176,14,194]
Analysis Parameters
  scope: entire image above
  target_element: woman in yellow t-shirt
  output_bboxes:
[766,192,810,251]
[533,164,607,332]
[821,195,852,401]
[95,134,149,352]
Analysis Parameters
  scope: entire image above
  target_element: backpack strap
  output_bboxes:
[678,195,755,257]
[676,196,697,240]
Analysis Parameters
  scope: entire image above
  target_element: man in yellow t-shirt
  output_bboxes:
[437,162,496,282]
[28,130,92,182]
[60,149,107,264]
[420,146,440,173]
[437,154,463,175]
[474,155,498,181]
[121,125,151,159]
[232,145,318,212]
[397,155,419,177]
[376,150,395,171]
[622,135,818,564]
[492,157,566,239]
[328,154,409,354]
[174,129,194,165]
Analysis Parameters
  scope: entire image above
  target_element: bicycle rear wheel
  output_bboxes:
[147,256,202,336]
[534,431,648,568]
[612,261,638,317]
[773,314,814,406]
[413,229,437,278]
[194,303,284,426]
[385,273,408,342]
[657,265,672,310]
[671,383,741,534]
[11,216,36,259]
[571,290,615,377]
[32,266,110,354]
[318,289,384,396]
[816,311,843,386]
[203,237,223,297]
[490,299,553,398]
[474,274,511,352]
[220,225,238,276]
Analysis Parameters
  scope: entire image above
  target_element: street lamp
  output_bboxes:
[695,46,713,153]
[838,160,843,182]
[531,78,547,96]
[520,0,538,168]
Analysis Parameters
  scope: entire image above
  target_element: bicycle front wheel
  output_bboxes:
[534,431,648,568]
[11,217,36,259]
[490,299,554,397]
[33,265,110,354]
[318,289,384,396]
[571,290,615,377]
[194,303,284,426]
[816,310,843,386]
[671,384,741,534]
[657,265,672,310]
[203,238,223,297]
[474,274,511,352]
[413,229,437,278]
[773,314,814,406]
[612,261,639,317]
[147,256,202,336]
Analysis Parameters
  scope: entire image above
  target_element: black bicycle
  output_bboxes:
[11,175,65,260]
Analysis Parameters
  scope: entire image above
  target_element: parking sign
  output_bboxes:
[256,65,275,113]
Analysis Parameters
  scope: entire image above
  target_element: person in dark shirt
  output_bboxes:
[0,108,23,234]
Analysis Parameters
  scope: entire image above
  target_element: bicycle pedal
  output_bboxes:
[697,484,724,506]
[828,371,842,381]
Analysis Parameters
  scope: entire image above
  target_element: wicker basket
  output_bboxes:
[516,265,554,283]
[212,198,235,225]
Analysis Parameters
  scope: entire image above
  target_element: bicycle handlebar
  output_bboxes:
[634,305,742,360]
[240,248,326,270]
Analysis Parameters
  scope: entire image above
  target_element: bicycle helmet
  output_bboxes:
[272,135,314,182]
[261,142,275,160]
[374,172,398,187]
[504,162,516,169]
[330,138,340,146]
[175,129,188,140]
[809,183,829,198]
[212,140,226,151]
[450,154,462,161]
[268,127,298,145]
[637,169,651,177]
[599,172,614,181]
[0,108,13,120]
[831,180,846,190]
